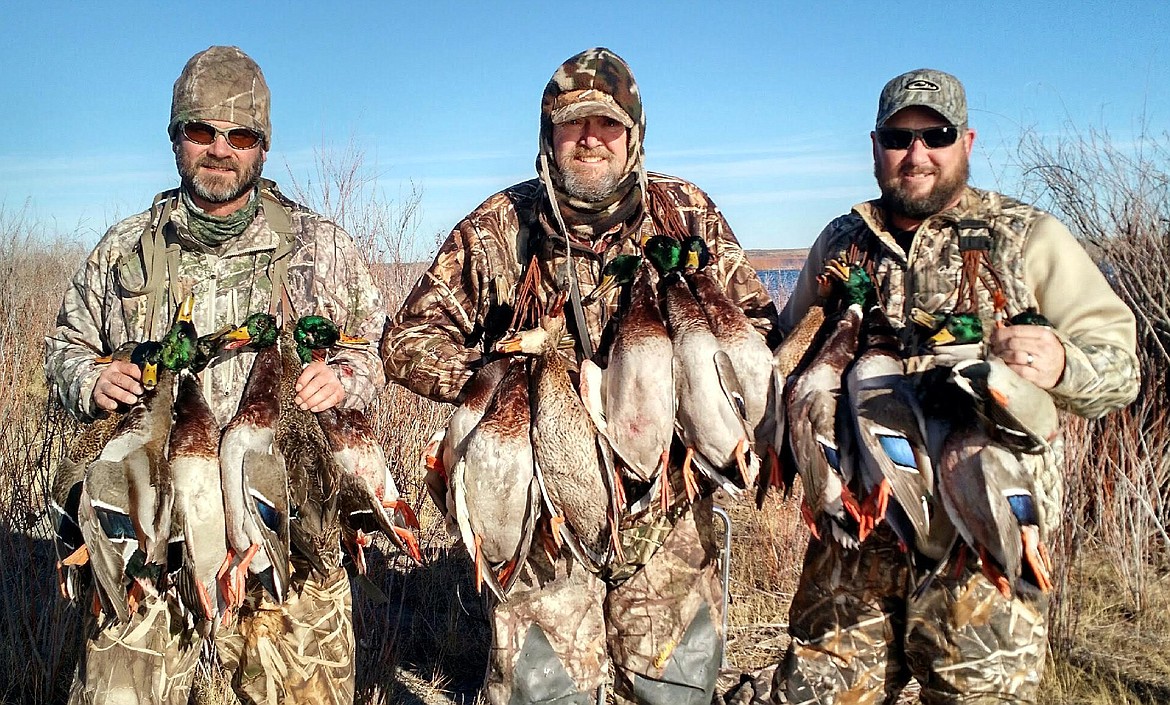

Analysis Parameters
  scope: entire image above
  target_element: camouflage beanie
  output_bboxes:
[168,46,271,148]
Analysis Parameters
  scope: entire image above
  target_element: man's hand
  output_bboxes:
[989,324,1065,389]
[295,361,345,412]
[92,361,145,412]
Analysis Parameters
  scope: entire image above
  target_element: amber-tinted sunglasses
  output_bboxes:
[180,121,263,150]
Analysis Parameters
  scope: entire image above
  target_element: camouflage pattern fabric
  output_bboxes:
[383,172,777,404]
[486,500,724,705]
[68,592,203,705]
[770,527,1046,705]
[216,566,355,705]
[753,187,1139,703]
[169,45,271,146]
[45,181,386,426]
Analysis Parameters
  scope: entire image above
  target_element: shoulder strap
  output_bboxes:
[260,183,297,316]
[136,188,183,339]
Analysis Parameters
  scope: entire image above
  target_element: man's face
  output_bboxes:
[552,115,628,202]
[872,106,975,224]
[175,119,266,210]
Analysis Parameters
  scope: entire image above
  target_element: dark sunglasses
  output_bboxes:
[875,125,960,150]
[181,121,263,150]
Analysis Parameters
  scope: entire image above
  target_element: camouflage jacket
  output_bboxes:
[779,188,1140,539]
[45,183,386,426]
[384,172,778,404]
[780,187,1139,419]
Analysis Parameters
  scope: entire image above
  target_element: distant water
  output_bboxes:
[757,269,801,304]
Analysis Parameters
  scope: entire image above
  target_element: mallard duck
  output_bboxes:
[50,342,141,604]
[169,368,227,630]
[784,260,871,546]
[317,405,423,571]
[78,296,199,620]
[583,254,676,512]
[938,423,1054,597]
[421,358,512,538]
[218,312,291,606]
[681,236,772,491]
[496,295,622,572]
[950,356,1059,453]
[847,305,942,553]
[644,236,754,500]
[447,358,540,599]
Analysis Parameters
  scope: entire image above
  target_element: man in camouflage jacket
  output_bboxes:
[44,46,385,705]
[728,70,1139,705]
[383,48,777,705]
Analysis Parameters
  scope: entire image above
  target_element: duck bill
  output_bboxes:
[495,336,524,354]
[683,249,702,273]
[582,275,620,306]
[334,332,370,349]
[929,328,957,346]
[223,326,253,350]
[176,294,195,324]
[141,361,159,390]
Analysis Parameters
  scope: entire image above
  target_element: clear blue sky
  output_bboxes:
[3,1,1168,252]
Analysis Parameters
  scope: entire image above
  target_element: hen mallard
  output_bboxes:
[644,236,754,500]
[496,295,623,572]
[583,254,676,513]
[447,358,540,599]
[784,261,871,546]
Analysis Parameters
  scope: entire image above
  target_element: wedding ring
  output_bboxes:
[1026,353,1035,366]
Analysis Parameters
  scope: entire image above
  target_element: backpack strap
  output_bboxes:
[259,179,297,316]
[134,188,183,339]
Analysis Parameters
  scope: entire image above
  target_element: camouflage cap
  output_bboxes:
[541,47,643,133]
[168,46,271,148]
[876,68,967,128]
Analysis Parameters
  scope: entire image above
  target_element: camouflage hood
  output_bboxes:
[536,48,647,243]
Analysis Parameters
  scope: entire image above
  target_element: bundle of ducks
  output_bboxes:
[51,296,421,632]
[425,235,776,601]
[771,253,1060,598]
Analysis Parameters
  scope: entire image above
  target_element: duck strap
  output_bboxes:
[954,218,1008,321]
[538,154,595,361]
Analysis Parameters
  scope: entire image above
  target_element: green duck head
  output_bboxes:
[130,341,164,389]
[583,254,643,305]
[681,236,711,273]
[158,294,198,373]
[910,308,984,346]
[822,260,876,309]
[189,325,235,374]
[224,313,279,351]
[1008,308,1052,328]
[293,315,369,363]
[643,236,683,277]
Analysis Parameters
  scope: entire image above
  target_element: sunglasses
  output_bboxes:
[180,121,263,150]
[875,125,960,150]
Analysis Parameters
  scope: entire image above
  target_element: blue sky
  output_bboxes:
[2,1,1168,252]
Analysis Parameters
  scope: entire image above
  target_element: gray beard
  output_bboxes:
[557,153,621,203]
[877,158,969,220]
[176,151,264,204]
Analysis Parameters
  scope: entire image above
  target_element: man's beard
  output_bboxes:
[557,147,623,202]
[877,157,969,220]
[177,151,264,204]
